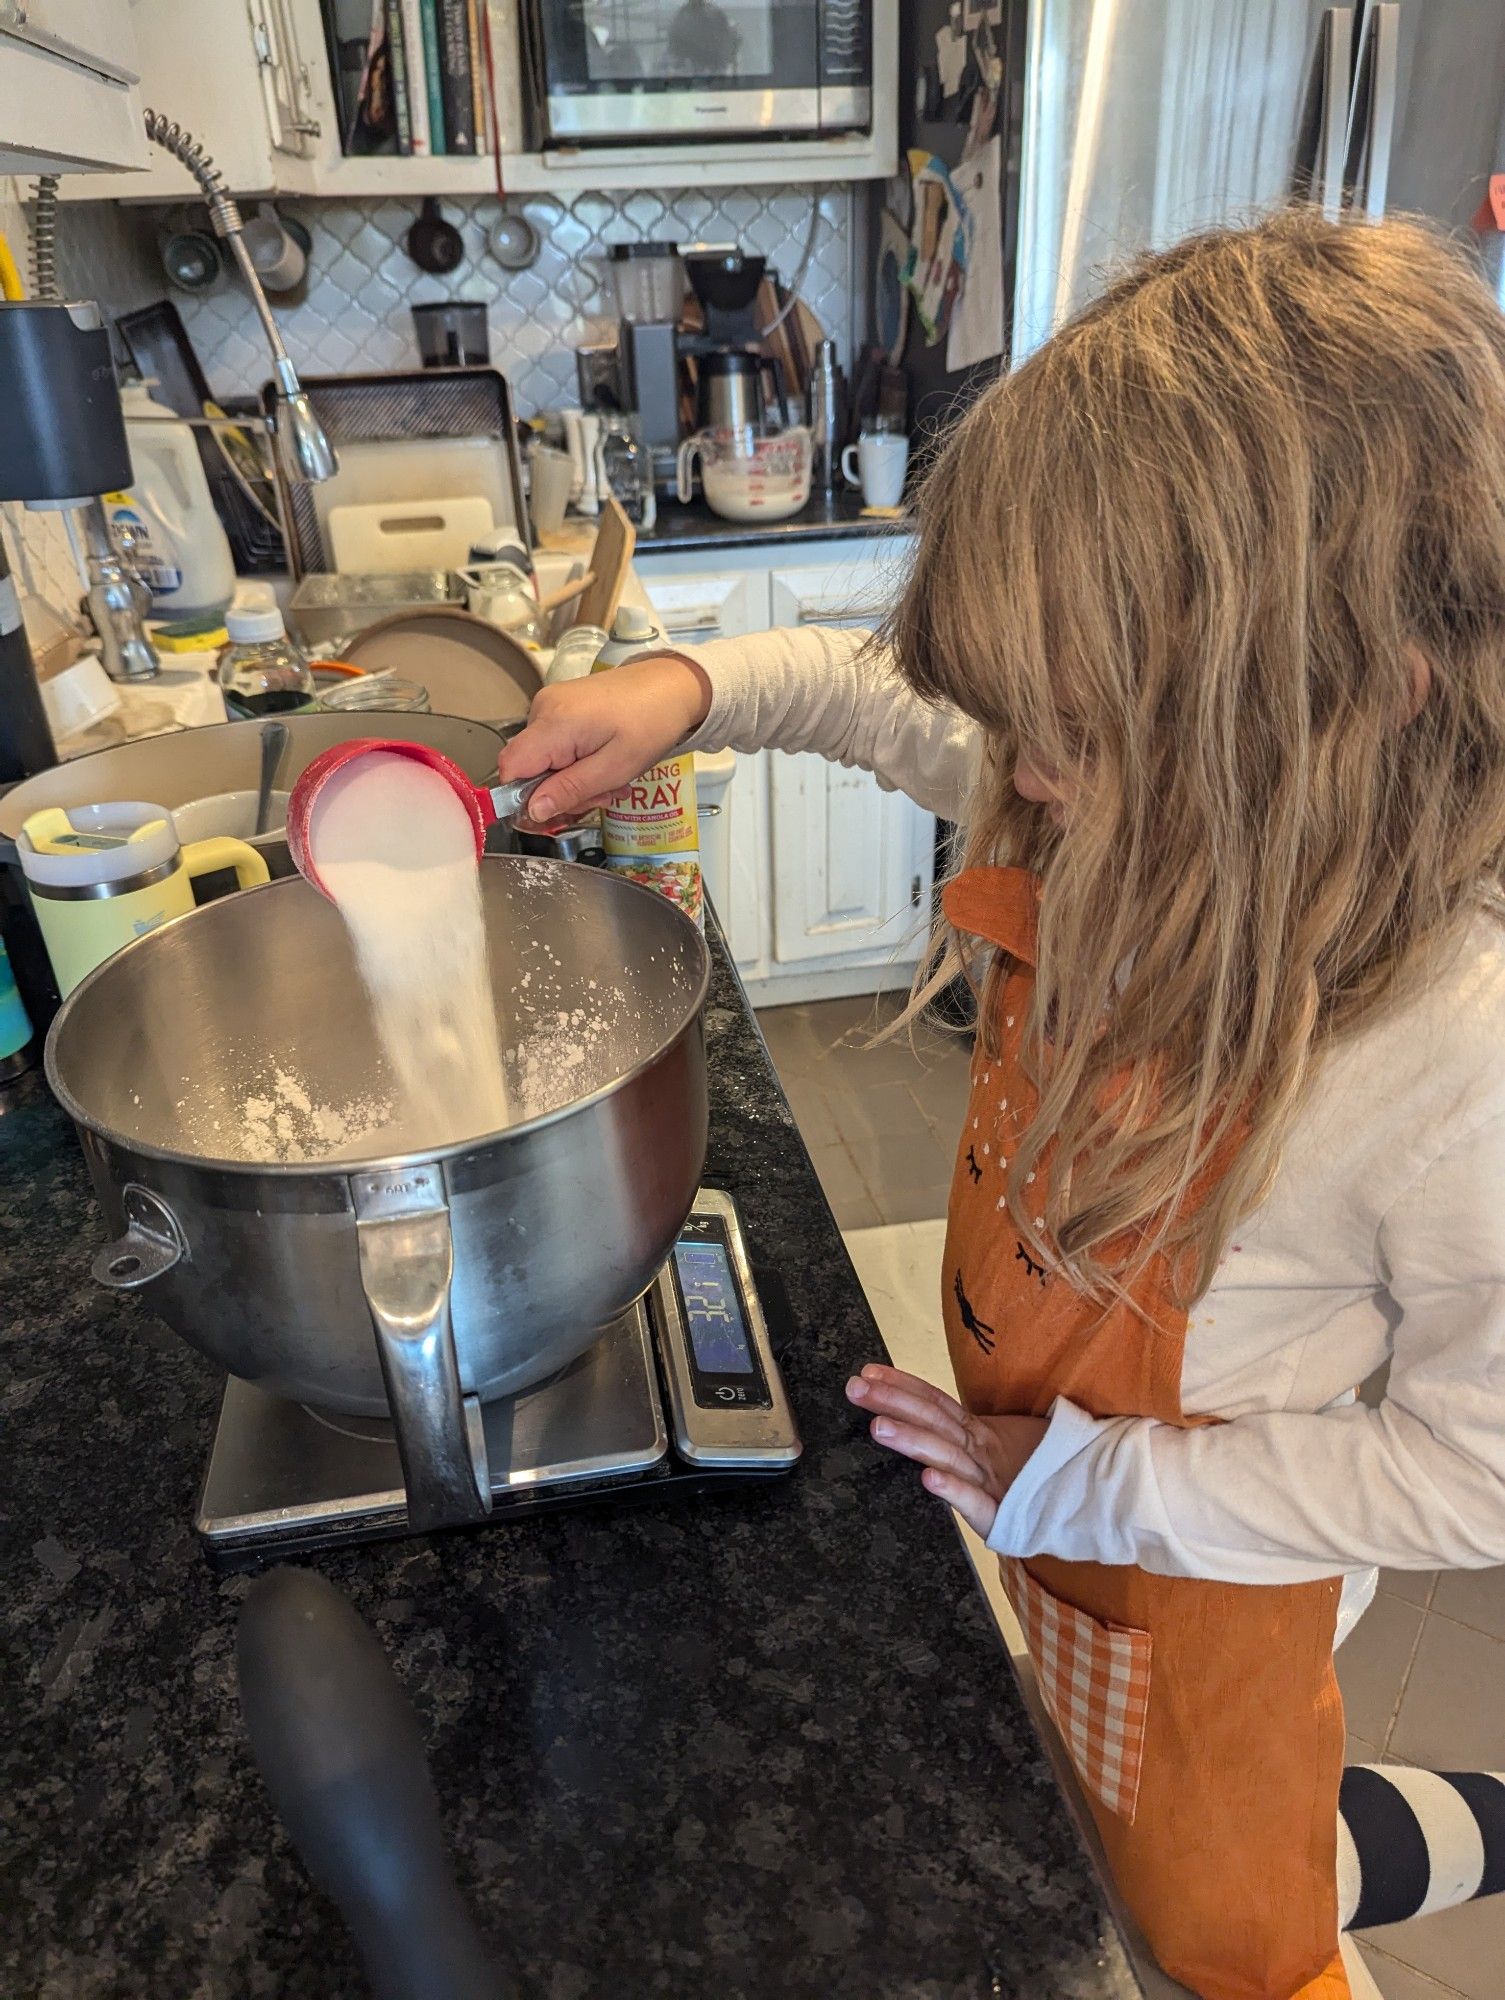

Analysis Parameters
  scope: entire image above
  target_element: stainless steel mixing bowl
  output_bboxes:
[46,859,710,1530]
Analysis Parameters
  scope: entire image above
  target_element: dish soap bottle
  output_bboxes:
[217,585,318,719]
[593,605,702,928]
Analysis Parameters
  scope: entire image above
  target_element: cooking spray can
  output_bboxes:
[593,606,703,927]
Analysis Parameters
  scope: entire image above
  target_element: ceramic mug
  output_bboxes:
[842,429,910,509]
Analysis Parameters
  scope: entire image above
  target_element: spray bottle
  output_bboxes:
[592,605,702,927]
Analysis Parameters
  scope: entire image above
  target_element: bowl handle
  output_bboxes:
[92,1183,186,1289]
[352,1166,492,1532]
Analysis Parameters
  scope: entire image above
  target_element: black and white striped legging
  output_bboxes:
[1339,1765,1505,1930]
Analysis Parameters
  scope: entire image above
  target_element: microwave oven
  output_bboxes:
[519,0,875,148]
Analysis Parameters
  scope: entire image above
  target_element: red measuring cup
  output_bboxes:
[286,739,547,898]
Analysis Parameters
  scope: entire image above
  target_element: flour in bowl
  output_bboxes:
[309,752,511,1144]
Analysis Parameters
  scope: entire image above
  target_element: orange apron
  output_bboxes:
[941,867,1349,2000]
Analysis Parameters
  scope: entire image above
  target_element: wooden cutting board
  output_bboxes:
[575,498,635,633]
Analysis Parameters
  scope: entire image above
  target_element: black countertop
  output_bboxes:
[3,927,1138,2000]
[637,491,909,554]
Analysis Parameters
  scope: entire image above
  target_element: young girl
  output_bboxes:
[502,211,1505,1999]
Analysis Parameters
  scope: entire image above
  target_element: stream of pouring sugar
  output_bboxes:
[309,752,511,1142]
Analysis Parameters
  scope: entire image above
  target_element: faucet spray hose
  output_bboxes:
[141,110,243,237]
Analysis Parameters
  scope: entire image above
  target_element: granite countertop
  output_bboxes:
[637,491,909,553]
[3,923,1138,2000]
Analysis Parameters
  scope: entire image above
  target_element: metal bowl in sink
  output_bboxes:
[46,858,710,1530]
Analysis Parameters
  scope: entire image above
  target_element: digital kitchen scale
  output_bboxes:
[196,1189,801,1573]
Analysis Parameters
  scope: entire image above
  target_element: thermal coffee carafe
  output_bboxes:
[808,339,845,503]
[696,350,789,436]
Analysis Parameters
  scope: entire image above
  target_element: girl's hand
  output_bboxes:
[498,652,713,822]
[846,1363,1049,1538]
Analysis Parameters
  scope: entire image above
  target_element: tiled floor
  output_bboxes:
[757,993,971,1229]
[758,996,1505,2000]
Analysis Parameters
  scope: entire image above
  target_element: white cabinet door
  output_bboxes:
[635,568,768,651]
[0,0,148,176]
[766,549,931,966]
[766,753,929,964]
[0,2,139,78]
[55,0,276,198]
[767,543,913,637]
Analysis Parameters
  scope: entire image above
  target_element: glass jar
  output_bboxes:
[319,672,431,713]
[217,584,318,719]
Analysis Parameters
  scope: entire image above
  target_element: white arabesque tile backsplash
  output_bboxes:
[156,185,859,416]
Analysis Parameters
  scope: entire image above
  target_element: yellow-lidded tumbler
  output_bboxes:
[19,801,268,995]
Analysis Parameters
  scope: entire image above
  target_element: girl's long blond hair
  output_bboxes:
[894,208,1505,1302]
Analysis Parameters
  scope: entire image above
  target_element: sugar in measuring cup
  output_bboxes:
[286,739,550,897]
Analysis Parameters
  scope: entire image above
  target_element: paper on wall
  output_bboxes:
[905,149,975,346]
[946,134,1005,372]
[876,209,911,362]
[935,23,968,95]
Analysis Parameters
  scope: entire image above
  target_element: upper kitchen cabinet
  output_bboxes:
[0,1,150,175]
[58,0,323,202]
[63,0,895,204]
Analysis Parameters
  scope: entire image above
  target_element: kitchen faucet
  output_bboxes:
[139,113,337,487]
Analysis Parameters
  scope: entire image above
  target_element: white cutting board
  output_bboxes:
[327,495,496,574]
[311,436,521,564]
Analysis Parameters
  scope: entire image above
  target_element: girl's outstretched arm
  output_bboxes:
[500,626,981,827]
[679,624,981,823]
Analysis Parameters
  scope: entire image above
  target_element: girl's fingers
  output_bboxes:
[854,1363,970,1428]
[845,1374,970,1446]
[866,1415,993,1492]
[919,1466,1000,1539]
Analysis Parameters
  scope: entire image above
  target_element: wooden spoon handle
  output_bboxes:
[534,569,596,614]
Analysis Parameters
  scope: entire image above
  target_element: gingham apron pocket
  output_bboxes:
[1002,1558,1152,1824]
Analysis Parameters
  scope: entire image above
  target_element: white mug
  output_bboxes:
[842,430,909,509]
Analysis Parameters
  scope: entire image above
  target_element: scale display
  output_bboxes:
[667,1211,773,1412]
[672,1238,755,1375]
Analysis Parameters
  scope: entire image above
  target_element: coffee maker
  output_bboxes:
[582,245,790,497]
[683,250,790,434]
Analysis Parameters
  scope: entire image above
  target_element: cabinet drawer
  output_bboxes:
[636,569,768,644]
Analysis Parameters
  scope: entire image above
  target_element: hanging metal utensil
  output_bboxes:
[406,197,465,276]
[487,208,539,272]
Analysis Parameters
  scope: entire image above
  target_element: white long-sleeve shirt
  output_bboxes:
[684,623,1505,1628]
